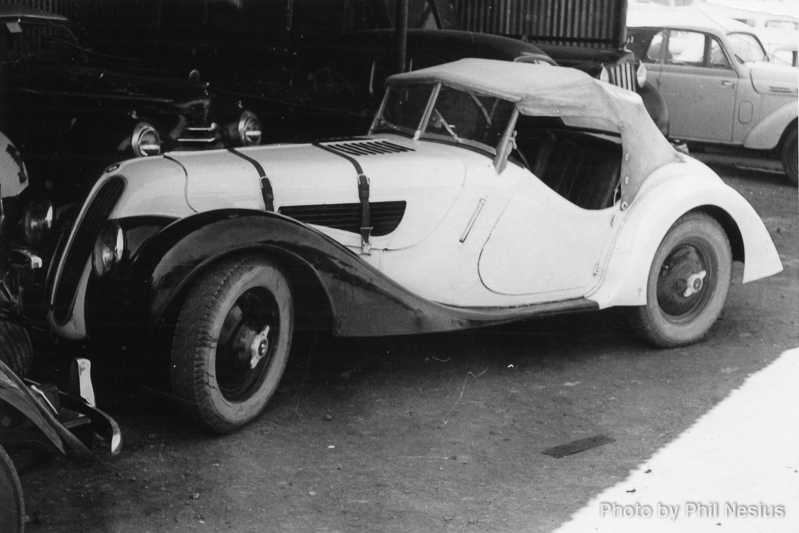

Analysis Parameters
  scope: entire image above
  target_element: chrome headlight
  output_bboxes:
[599,66,611,84]
[637,63,648,88]
[23,197,54,243]
[92,221,125,277]
[237,111,262,146]
[131,122,162,157]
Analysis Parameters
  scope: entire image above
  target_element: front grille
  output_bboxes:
[279,201,406,237]
[51,177,125,325]
[610,63,636,92]
[176,100,218,145]
[322,140,414,157]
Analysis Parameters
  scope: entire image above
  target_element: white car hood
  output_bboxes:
[170,136,467,250]
[748,62,799,96]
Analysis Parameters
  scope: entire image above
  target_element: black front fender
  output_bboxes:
[121,209,458,336]
[110,209,591,338]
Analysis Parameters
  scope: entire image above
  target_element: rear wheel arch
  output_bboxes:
[691,205,745,264]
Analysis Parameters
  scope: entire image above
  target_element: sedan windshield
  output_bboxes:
[1,18,86,66]
[375,82,515,154]
[727,32,768,63]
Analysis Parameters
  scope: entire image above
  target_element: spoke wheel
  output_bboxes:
[171,256,293,434]
[0,445,24,533]
[629,213,732,348]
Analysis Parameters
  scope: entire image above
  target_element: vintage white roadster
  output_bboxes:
[1,59,782,433]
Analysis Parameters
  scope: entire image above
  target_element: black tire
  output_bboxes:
[0,320,33,378]
[781,126,797,186]
[629,213,732,348]
[0,445,24,533]
[171,256,293,434]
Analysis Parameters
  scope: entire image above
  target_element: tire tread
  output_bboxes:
[0,320,33,378]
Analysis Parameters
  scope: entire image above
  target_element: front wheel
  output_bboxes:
[171,256,294,434]
[781,126,797,186]
[628,213,732,348]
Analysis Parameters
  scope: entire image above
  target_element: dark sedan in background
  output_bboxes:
[0,6,262,207]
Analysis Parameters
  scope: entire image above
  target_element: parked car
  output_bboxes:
[0,134,120,532]
[627,8,798,184]
[454,0,670,134]
[0,130,35,377]
[0,357,121,533]
[280,28,557,141]
[87,0,558,144]
[0,6,262,207]
[0,59,782,434]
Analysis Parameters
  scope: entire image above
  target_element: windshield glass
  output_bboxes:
[1,18,86,66]
[727,32,768,63]
[425,85,515,153]
[373,83,434,135]
[375,82,515,154]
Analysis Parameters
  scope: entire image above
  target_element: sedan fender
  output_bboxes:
[743,100,798,151]
[117,210,569,338]
[589,165,782,309]
[0,360,87,458]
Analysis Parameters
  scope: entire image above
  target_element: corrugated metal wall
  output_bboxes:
[0,0,94,22]
[456,0,627,48]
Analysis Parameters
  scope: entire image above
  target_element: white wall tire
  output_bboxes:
[629,213,732,348]
[170,256,293,434]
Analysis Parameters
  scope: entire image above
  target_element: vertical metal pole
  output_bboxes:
[395,0,409,73]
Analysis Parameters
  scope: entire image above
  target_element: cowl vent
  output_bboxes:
[322,140,414,157]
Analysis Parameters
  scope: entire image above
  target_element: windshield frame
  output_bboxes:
[371,80,517,158]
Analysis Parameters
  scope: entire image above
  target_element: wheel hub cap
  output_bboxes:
[657,245,710,317]
[683,270,706,297]
[248,325,270,369]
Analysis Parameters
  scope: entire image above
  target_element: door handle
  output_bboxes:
[720,80,735,88]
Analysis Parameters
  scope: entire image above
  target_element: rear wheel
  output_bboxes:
[629,213,732,348]
[781,126,797,186]
[170,256,293,434]
[0,321,33,378]
[0,445,24,533]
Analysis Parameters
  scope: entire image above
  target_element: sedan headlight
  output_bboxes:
[92,221,125,277]
[131,122,162,157]
[23,197,54,243]
[599,66,610,84]
[637,63,648,88]
[237,111,262,146]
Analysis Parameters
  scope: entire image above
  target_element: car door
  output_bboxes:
[656,29,739,142]
[478,151,619,302]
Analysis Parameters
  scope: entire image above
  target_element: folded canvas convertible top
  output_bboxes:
[389,58,681,204]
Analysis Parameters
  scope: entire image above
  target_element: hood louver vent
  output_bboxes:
[279,201,406,237]
[322,140,414,157]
